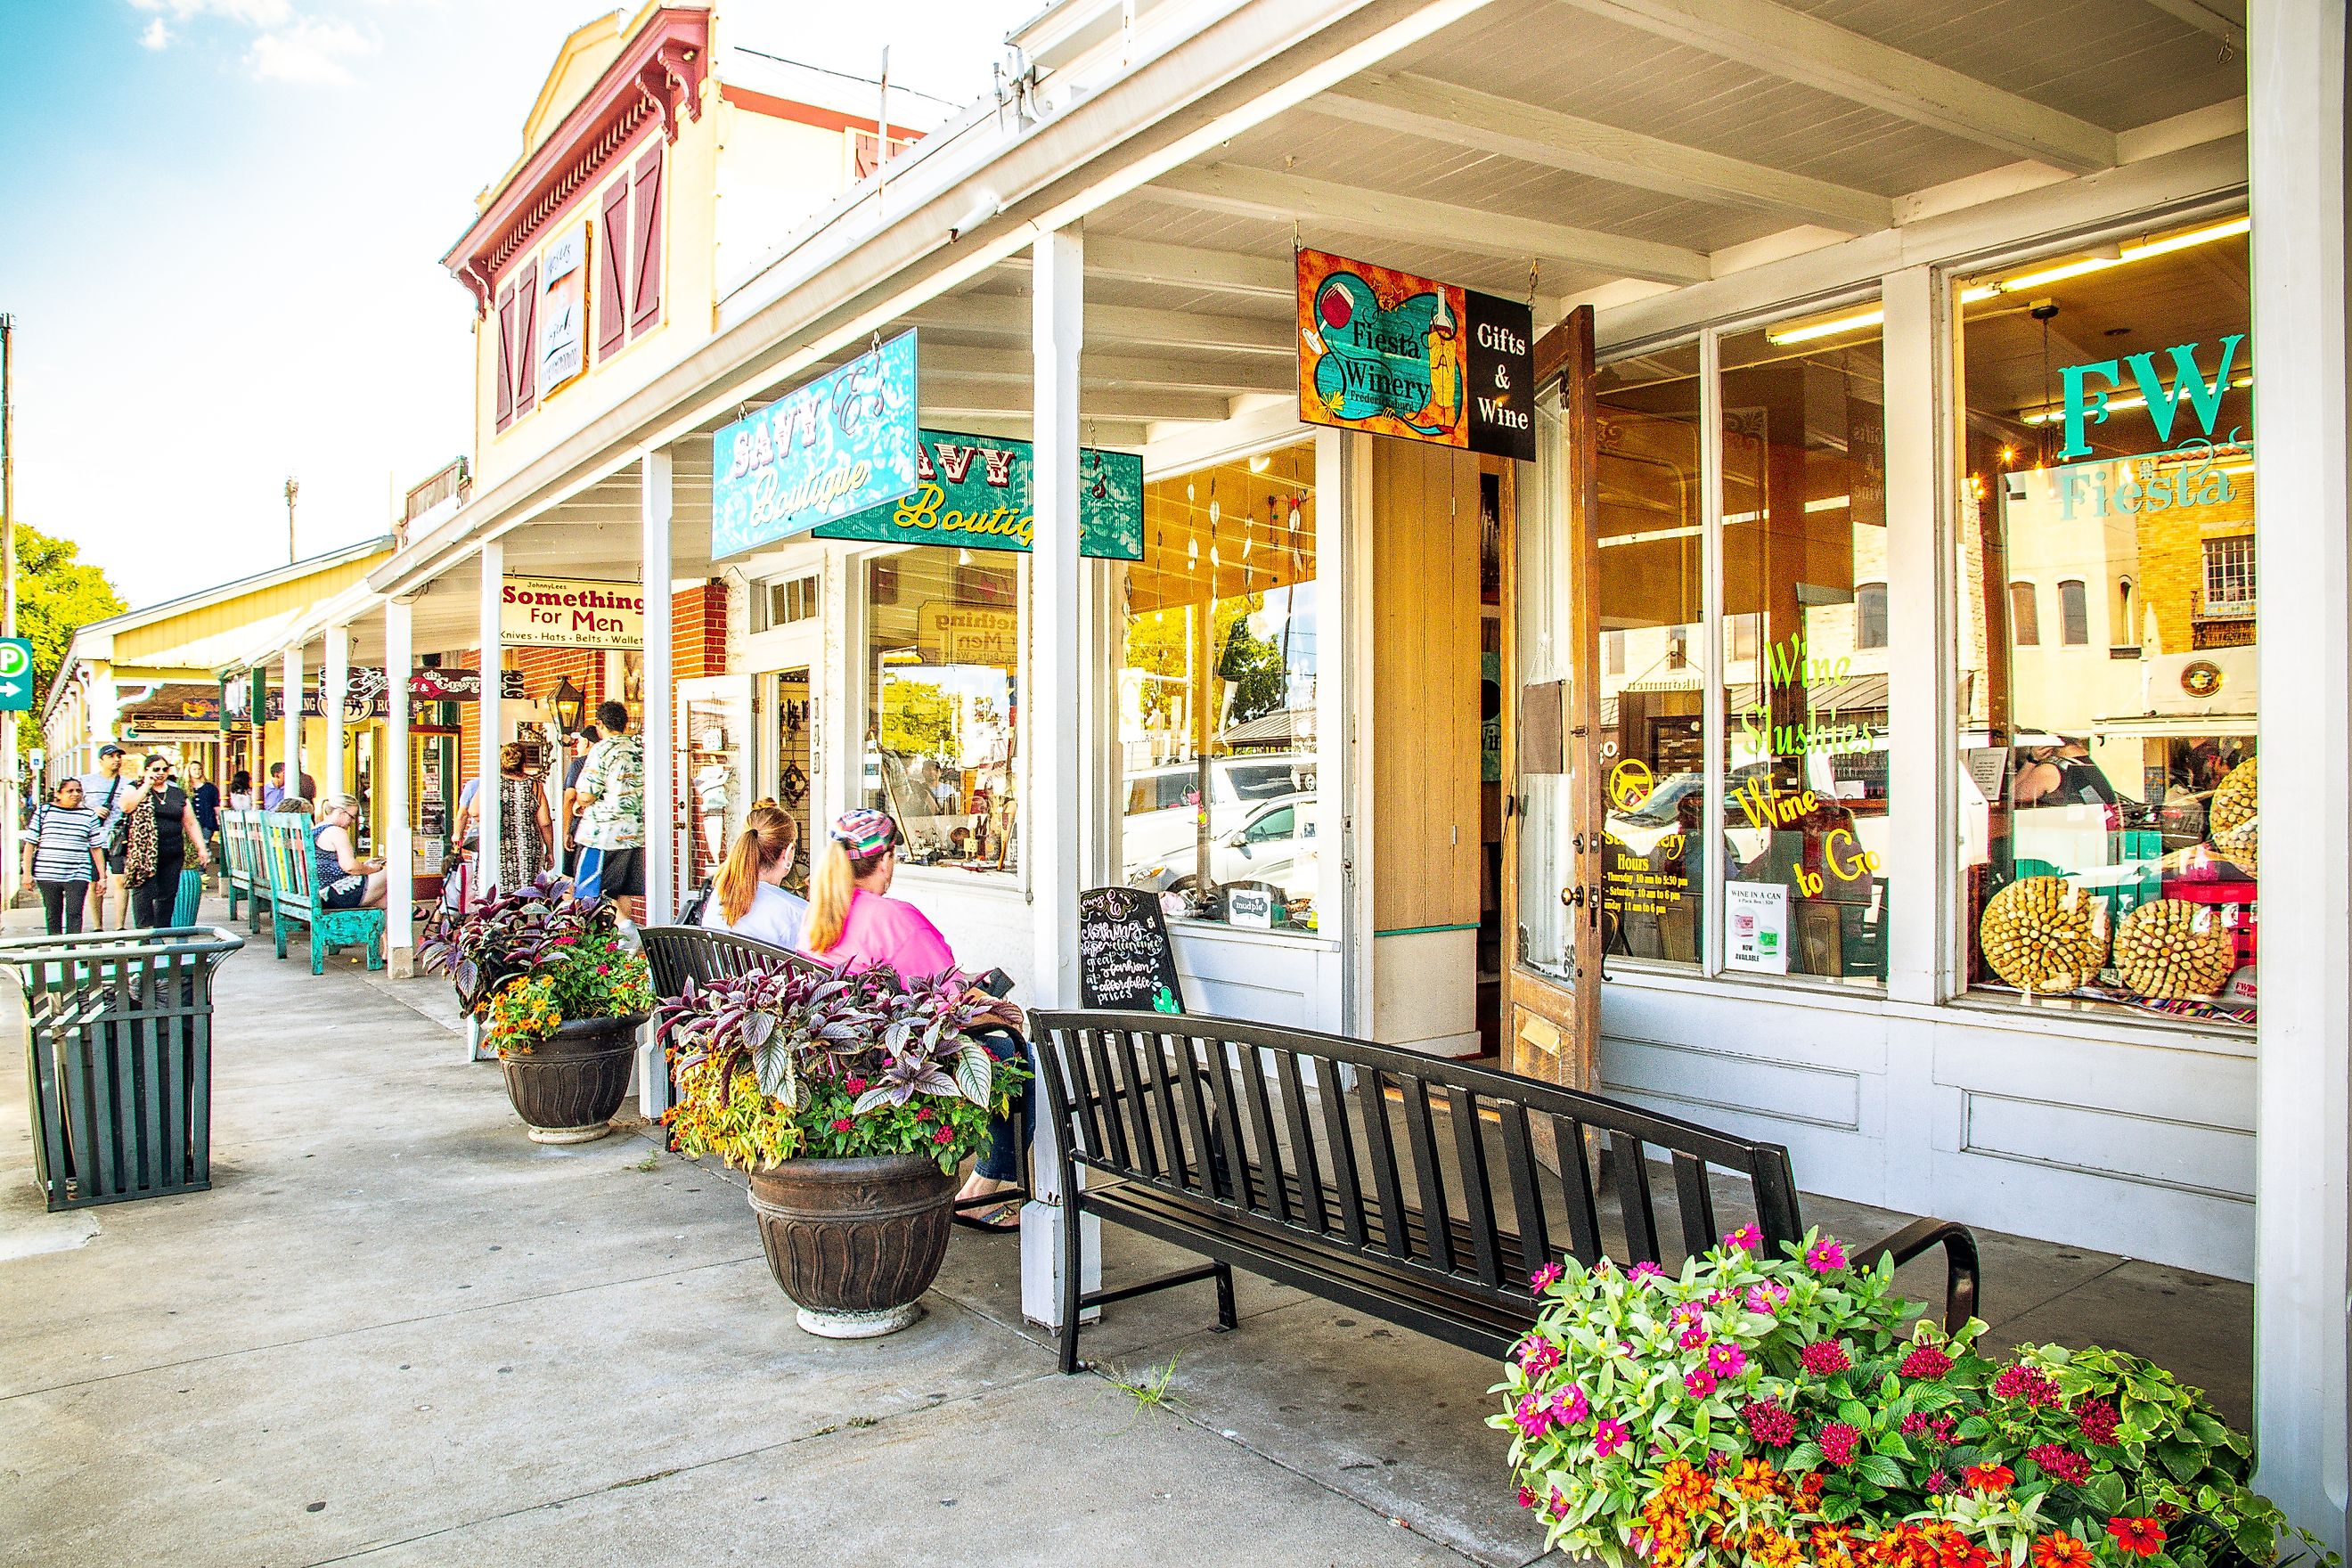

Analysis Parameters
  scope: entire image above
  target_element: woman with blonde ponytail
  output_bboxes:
[697,803,806,950]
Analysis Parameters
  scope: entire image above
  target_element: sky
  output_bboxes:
[0,0,1032,610]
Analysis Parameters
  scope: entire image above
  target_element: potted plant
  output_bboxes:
[657,966,1025,1338]
[1491,1230,2338,1568]
[419,873,654,1143]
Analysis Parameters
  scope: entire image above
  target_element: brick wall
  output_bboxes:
[672,582,727,680]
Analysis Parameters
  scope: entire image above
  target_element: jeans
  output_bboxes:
[37,880,87,936]
[970,1025,1036,1184]
[130,855,184,929]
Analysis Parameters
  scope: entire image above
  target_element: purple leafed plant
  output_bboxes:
[417,870,617,1013]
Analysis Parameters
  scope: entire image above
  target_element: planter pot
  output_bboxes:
[500,1013,644,1144]
[747,1155,957,1338]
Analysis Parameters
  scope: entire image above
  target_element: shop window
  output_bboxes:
[2058,579,2090,645]
[1856,584,1889,649]
[1717,309,1891,988]
[1580,342,1704,974]
[2010,582,2040,645]
[1954,215,2255,1025]
[861,551,1019,873]
[1117,441,1319,933]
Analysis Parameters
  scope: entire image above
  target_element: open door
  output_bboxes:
[1502,306,1604,1089]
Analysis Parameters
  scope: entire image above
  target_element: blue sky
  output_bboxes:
[0,1,1028,608]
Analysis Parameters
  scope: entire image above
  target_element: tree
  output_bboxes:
[876,676,956,762]
[17,523,127,753]
[1123,592,1290,735]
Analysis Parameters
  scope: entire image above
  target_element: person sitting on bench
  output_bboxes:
[312,795,388,910]
[701,804,808,950]
[801,807,1030,1229]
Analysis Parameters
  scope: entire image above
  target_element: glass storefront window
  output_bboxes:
[1717,310,1891,987]
[1590,343,1705,969]
[1116,441,1319,933]
[861,550,1020,873]
[1954,216,2255,1023]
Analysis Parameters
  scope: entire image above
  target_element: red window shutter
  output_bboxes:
[598,176,631,359]
[629,148,664,338]
[494,284,516,432]
[513,259,538,417]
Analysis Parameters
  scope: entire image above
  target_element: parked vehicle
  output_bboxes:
[1119,754,1313,880]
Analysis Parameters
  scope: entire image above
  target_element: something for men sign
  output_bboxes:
[501,576,645,650]
[1295,247,1535,461]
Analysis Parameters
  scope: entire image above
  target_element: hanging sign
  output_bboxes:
[710,331,921,557]
[539,223,589,396]
[1078,885,1187,1013]
[815,429,1144,559]
[1295,248,1534,461]
[501,576,645,650]
[409,668,527,703]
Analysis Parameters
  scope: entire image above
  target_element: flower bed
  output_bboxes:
[1491,1230,2333,1568]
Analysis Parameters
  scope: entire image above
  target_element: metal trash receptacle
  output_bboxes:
[4,926,244,1211]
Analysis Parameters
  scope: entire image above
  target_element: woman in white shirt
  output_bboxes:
[699,803,807,951]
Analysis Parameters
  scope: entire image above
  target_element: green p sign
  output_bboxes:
[0,638,31,712]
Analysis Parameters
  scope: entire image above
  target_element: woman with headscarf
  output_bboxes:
[801,808,1031,1229]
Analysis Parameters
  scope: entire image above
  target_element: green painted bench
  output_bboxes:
[221,812,268,932]
[258,813,385,976]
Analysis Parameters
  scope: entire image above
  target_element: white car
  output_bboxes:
[1120,754,1313,880]
[1128,791,1320,900]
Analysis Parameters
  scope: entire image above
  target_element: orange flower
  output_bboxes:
[2107,1517,2167,1557]
[1963,1463,2014,1493]
[2030,1534,2095,1568]
[1729,1458,1782,1501]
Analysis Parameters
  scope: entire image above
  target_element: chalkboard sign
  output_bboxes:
[1078,886,1187,1014]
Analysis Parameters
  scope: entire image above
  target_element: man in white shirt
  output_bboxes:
[77,743,130,930]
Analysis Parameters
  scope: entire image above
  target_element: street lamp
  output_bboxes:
[550,675,586,734]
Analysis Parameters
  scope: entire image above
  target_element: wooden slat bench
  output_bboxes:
[641,926,1034,1228]
[1029,1009,1979,1374]
[257,814,385,975]
[220,812,268,932]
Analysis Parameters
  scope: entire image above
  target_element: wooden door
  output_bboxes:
[1501,306,1604,1090]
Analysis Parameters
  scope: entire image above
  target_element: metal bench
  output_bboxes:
[1029,1009,1979,1374]
[220,812,268,932]
[257,814,385,975]
[641,926,1033,1227]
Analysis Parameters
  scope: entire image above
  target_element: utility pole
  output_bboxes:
[284,476,298,563]
[2,313,18,904]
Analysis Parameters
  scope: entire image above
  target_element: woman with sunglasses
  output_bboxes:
[115,753,211,928]
[310,795,388,911]
[20,777,107,935]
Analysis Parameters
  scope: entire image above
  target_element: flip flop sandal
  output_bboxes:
[956,1200,1023,1233]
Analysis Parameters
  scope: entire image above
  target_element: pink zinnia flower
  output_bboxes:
[1744,1282,1786,1315]
[2030,1442,2092,1485]
[1817,1421,1861,1466]
[1511,1391,1555,1439]
[1800,1340,1851,1376]
[1551,1384,1590,1426]
[1546,1489,1570,1520]
[1805,1237,1847,1272]
[1899,1343,1954,1380]
[1721,1223,1761,1253]
[1668,1300,1705,1327]
[1515,1485,1538,1509]
[1677,1324,1708,1350]
[1515,1335,1562,1376]
[1629,1261,1666,1284]
[1706,1343,1746,1379]
[1683,1367,1717,1397]
[1591,1418,1630,1458]
[1529,1261,1564,1292]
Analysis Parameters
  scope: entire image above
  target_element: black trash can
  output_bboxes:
[4,926,244,1211]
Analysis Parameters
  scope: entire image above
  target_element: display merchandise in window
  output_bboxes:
[1954,216,2256,1025]
[861,551,1019,873]
[1117,442,1319,934]
[1715,313,1891,986]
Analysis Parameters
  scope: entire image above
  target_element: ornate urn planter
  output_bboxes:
[747,1154,957,1337]
[500,1014,645,1144]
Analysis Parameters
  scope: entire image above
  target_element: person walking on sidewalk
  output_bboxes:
[571,702,645,911]
[117,753,211,928]
[78,742,131,930]
[20,778,106,935]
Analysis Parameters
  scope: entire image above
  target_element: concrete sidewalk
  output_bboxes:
[0,900,2253,1566]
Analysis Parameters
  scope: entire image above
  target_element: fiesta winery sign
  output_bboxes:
[501,576,645,650]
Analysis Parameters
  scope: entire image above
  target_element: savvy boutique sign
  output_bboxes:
[814,429,1144,559]
[711,331,921,557]
[1295,248,1534,461]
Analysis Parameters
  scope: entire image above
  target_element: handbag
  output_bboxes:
[677,878,715,927]
[99,779,131,858]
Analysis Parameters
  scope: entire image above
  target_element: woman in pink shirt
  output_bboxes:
[803,809,1029,1227]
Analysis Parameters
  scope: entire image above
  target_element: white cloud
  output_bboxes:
[139,16,172,47]
[129,0,296,24]
[245,16,377,84]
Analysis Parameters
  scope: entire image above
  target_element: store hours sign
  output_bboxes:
[1295,248,1534,461]
[711,331,921,557]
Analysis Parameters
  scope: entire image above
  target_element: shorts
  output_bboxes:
[322,875,370,910]
[574,845,645,902]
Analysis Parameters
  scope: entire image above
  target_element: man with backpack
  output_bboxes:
[77,743,131,930]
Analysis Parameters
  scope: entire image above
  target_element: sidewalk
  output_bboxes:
[0,899,2252,1566]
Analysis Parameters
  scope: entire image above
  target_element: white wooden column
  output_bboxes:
[280,642,303,809]
[477,540,502,897]
[640,447,677,1120]
[2250,0,2350,1549]
[384,597,415,976]
[323,623,350,802]
[1021,224,1099,1331]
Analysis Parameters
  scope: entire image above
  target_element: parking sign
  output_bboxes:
[0,638,32,711]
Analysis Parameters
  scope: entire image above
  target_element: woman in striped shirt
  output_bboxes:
[20,778,108,935]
